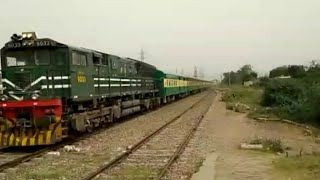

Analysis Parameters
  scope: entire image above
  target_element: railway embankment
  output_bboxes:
[4,88,320,180]
[191,88,320,180]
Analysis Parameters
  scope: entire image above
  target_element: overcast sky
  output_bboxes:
[1,0,320,79]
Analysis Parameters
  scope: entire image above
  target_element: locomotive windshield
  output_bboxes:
[5,49,50,67]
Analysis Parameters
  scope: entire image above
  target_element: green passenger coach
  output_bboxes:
[156,70,211,103]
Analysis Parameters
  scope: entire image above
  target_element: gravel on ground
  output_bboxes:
[95,91,215,180]
[13,92,208,180]
[168,92,320,180]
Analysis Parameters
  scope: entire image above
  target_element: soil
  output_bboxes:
[9,91,320,180]
[191,93,320,180]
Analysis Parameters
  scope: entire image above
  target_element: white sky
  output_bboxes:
[1,0,320,79]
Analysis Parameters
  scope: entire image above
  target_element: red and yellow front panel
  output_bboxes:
[0,99,63,146]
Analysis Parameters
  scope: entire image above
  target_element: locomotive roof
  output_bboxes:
[45,39,157,69]
[126,58,157,69]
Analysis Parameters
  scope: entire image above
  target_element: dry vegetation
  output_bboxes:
[220,86,320,180]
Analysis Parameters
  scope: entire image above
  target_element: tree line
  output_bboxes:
[221,64,258,85]
[222,61,320,126]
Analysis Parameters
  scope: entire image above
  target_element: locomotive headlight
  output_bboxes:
[22,33,27,39]
[0,95,8,101]
[31,94,39,100]
[22,42,28,46]
[27,33,32,38]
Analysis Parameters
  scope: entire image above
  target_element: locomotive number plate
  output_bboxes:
[77,75,87,83]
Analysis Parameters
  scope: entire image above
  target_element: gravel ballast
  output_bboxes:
[13,92,208,180]
[94,91,215,180]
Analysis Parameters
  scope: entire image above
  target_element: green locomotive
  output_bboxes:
[0,32,212,146]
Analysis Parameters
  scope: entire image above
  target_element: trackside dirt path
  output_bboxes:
[192,92,320,180]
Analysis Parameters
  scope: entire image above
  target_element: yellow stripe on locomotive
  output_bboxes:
[0,116,62,146]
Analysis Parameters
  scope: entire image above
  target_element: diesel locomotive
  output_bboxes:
[0,32,212,146]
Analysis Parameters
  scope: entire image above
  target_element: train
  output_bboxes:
[0,32,212,146]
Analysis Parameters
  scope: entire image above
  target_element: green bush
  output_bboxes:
[263,79,306,107]
[262,79,320,126]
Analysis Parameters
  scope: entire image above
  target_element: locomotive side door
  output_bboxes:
[70,50,94,101]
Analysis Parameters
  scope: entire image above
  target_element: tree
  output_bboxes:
[269,66,289,78]
[237,64,257,83]
[222,71,240,85]
[288,65,306,78]
[221,64,258,85]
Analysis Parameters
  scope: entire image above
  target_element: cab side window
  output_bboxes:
[72,52,87,66]
[80,54,87,66]
[55,52,66,66]
[93,56,100,65]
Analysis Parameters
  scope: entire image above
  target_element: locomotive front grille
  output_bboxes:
[14,72,31,88]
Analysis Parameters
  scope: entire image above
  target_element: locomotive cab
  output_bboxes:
[0,32,68,146]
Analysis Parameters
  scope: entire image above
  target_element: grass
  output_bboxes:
[272,155,320,180]
[221,86,263,113]
[221,86,263,106]
[249,137,284,153]
[220,85,280,120]
[111,166,154,179]
[18,151,111,180]
[25,168,65,180]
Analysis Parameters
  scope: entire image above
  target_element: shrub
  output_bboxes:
[249,137,284,153]
[262,79,320,126]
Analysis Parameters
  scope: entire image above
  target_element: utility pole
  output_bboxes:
[194,66,198,78]
[140,49,145,62]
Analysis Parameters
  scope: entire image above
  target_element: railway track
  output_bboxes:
[0,92,209,175]
[83,90,215,180]
[0,137,82,173]
[0,120,128,173]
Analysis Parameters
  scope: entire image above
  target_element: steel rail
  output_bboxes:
[0,123,112,172]
[0,91,210,173]
[156,93,213,179]
[0,136,84,172]
[83,91,213,180]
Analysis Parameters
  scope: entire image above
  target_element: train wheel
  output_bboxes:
[86,125,93,133]
[85,120,93,133]
[100,120,108,128]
